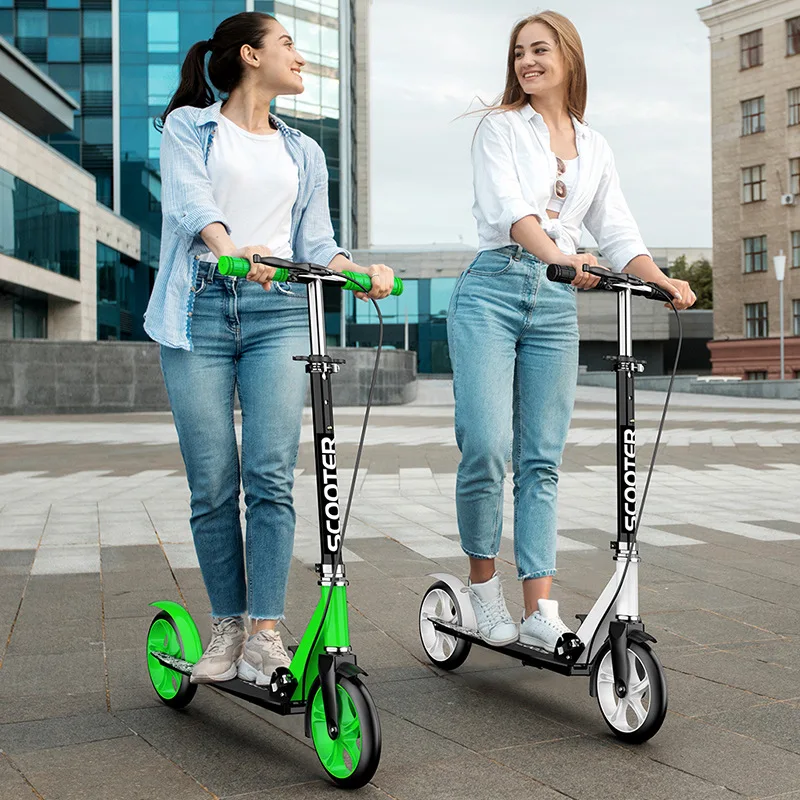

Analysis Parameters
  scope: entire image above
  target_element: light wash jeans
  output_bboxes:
[448,245,579,580]
[160,262,308,619]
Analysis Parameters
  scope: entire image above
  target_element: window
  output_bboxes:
[17,10,47,37]
[746,371,768,381]
[790,88,800,126]
[742,165,765,203]
[83,64,112,92]
[745,303,768,338]
[741,97,765,135]
[740,29,763,68]
[47,63,80,90]
[793,231,800,269]
[788,16,800,56]
[48,10,79,35]
[0,168,79,279]
[147,11,179,53]
[12,298,48,340]
[82,117,112,145]
[47,0,80,7]
[743,236,767,273]
[97,243,138,340]
[82,10,111,39]
[791,158,800,195]
[47,36,80,61]
[794,299,800,336]
[148,64,179,106]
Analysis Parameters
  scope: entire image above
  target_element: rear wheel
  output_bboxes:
[146,610,198,709]
[419,581,472,670]
[308,676,381,789]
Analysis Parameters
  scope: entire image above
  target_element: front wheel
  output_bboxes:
[595,641,667,743]
[308,676,381,789]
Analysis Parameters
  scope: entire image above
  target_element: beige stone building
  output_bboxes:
[699,0,800,378]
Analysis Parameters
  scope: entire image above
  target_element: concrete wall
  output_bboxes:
[0,111,140,340]
[578,371,800,399]
[0,341,417,415]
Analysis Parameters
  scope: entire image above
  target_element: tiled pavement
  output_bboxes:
[1,384,800,799]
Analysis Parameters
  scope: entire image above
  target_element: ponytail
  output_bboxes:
[154,12,275,131]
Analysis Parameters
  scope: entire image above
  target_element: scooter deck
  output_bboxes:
[150,651,305,715]
[430,619,591,676]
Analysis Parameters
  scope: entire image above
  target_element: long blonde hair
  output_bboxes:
[484,11,588,123]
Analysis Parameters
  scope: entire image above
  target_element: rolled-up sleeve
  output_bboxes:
[582,143,650,273]
[294,144,350,266]
[160,112,230,239]
[472,114,542,236]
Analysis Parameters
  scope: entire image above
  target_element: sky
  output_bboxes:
[368,0,713,250]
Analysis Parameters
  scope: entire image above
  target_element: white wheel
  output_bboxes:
[596,641,667,743]
[419,582,471,670]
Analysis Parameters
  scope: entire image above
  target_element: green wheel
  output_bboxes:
[308,676,381,789]
[147,610,198,708]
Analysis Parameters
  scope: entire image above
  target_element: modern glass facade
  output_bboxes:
[254,0,343,240]
[0,167,80,279]
[5,0,114,208]
[96,241,142,339]
[3,0,350,341]
[336,277,458,374]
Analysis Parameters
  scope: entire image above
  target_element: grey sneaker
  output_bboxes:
[519,599,573,652]
[237,629,292,686]
[190,616,246,684]
[463,572,518,646]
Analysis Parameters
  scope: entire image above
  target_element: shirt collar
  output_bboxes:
[194,101,300,137]
[518,102,589,139]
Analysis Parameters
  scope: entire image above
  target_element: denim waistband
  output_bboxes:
[195,260,236,282]
[491,245,546,265]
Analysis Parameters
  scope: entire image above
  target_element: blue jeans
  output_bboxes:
[160,262,308,619]
[448,245,579,580]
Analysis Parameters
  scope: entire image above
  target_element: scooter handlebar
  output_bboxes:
[217,255,404,296]
[546,263,673,303]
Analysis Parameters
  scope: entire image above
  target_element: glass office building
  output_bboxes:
[2,0,351,340]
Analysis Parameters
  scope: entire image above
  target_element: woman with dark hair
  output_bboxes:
[145,11,394,685]
[450,11,696,654]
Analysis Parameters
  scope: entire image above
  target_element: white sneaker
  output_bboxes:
[237,629,292,686]
[190,616,246,684]
[519,599,573,652]
[464,572,518,646]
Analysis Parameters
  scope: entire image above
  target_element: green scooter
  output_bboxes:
[146,255,403,788]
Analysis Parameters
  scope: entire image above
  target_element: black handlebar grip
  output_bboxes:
[547,264,576,284]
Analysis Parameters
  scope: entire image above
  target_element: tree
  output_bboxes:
[668,255,713,310]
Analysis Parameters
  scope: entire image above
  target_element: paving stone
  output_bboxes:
[696,700,800,754]
[0,689,108,725]
[0,754,38,800]
[12,736,215,800]
[0,711,132,754]
[115,691,321,796]
[0,550,35,576]
[619,714,800,797]
[373,752,571,800]
[488,734,744,800]
[0,650,105,697]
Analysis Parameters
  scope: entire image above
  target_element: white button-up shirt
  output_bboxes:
[471,104,649,273]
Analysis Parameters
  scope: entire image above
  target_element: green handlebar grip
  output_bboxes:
[340,270,404,296]
[216,256,289,282]
[215,258,403,296]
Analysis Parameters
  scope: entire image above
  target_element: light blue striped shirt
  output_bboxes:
[144,101,348,350]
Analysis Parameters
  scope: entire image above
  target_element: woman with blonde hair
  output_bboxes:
[450,11,695,653]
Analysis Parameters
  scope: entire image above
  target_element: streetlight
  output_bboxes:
[774,249,787,380]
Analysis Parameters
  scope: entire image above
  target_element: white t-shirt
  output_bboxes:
[201,113,299,262]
